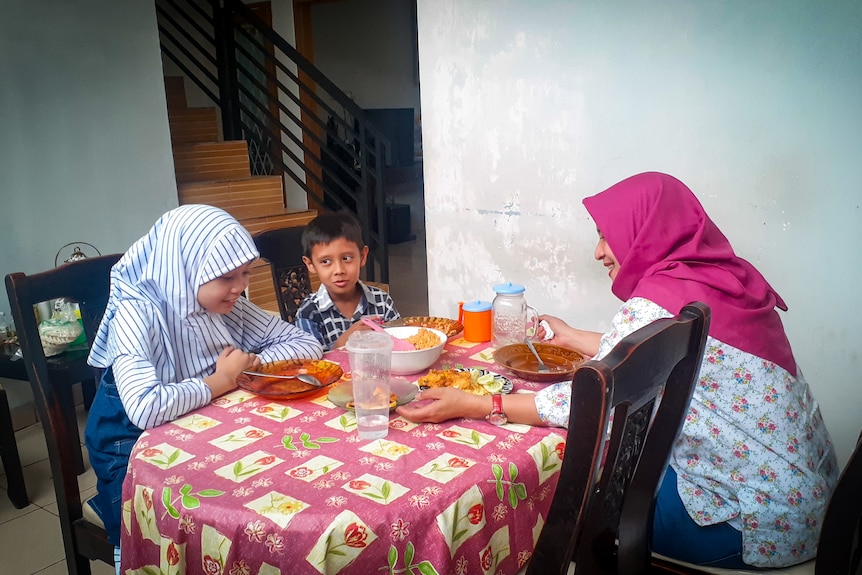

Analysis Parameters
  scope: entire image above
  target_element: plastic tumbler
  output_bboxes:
[346,331,394,439]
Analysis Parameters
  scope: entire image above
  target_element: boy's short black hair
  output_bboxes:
[301,211,365,258]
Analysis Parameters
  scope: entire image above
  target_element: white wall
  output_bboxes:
[416,0,862,465]
[0,0,177,312]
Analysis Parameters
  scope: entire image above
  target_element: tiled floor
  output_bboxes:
[0,405,114,574]
[0,176,428,573]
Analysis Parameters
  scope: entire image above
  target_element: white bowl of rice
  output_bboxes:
[383,326,447,375]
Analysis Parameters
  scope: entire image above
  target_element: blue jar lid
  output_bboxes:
[463,299,492,312]
[492,282,525,295]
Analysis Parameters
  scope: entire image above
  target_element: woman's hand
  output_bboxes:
[206,346,258,397]
[396,387,547,426]
[538,314,602,358]
[396,387,487,423]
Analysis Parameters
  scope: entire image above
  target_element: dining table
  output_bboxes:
[119,335,571,575]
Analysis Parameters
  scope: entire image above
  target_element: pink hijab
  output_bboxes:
[583,172,797,375]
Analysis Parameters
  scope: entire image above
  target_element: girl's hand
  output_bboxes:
[206,346,258,397]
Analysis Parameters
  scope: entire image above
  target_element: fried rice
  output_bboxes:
[404,328,441,350]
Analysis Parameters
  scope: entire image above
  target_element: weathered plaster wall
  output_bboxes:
[416,0,862,464]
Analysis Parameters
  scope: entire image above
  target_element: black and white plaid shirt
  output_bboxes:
[295,282,400,350]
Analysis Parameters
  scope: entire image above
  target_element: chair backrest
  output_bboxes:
[815,430,862,575]
[5,254,121,574]
[527,302,711,575]
[253,225,312,323]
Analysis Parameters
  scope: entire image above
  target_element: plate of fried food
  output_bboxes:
[384,316,464,339]
[415,367,512,396]
[327,378,420,411]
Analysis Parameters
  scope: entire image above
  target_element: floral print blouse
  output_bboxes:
[534,297,838,567]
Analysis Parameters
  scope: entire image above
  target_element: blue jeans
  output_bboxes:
[84,368,142,545]
[652,467,752,569]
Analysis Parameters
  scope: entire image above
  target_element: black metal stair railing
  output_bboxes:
[156,0,390,281]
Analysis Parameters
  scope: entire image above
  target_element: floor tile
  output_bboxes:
[0,507,66,572]
[34,559,116,574]
[10,422,50,467]
[0,483,37,523]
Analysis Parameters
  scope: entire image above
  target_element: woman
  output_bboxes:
[398,172,837,568]
[84,205,323,568]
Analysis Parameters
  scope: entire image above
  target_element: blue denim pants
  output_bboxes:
[84,368,142,545]
[652,466,752,569]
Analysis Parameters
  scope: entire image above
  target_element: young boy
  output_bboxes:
[296,211,400,350]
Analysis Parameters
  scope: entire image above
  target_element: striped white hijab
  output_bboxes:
[88,205,259,373]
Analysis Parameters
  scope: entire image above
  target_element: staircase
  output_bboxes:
[156,0,390,282]
[164,76,316,315]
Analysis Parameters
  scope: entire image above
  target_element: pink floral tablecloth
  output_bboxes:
[120,338,568,575]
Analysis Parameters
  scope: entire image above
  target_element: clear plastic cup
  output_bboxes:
[346,331,393,439]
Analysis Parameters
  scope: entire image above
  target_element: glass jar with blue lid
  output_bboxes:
[491,282,539,347]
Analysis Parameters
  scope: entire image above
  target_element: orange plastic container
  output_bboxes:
[458,300,493,343]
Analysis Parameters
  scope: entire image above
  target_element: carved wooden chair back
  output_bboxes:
[253,226,312,323]
[527,302,711,575]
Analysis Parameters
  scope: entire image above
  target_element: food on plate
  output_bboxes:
[346,393,398,410]
[402,328,441,350]
[417,368,505,396]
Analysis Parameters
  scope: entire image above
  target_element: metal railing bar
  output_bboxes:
[171,0,215,27]
[158,0,215,49]
[158,23,218,72]
[161,47,221,105]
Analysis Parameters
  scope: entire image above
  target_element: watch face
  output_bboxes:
[486,412,508,426]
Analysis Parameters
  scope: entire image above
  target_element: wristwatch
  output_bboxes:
[485,393,508,426]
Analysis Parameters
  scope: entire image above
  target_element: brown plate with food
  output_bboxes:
[493,343,585,383]
[384,316,464,338]
[237,359,344,399]
[327,378,420,411]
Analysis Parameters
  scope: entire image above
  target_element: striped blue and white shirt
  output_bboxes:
[89,205,323,429]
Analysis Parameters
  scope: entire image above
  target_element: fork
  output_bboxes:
[524,339,551,372]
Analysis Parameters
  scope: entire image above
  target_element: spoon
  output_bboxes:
[241,371,325,387]
[360,317,416,351]
[524,339,551,373]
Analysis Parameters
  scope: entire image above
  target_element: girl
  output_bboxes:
[398,172,837,568]
[84,205,323,557]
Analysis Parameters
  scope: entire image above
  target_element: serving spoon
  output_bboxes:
[241,371,325,387]
[524,339,551,373]
[360,317,416,350]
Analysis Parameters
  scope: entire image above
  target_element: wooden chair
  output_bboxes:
[253,225,312,323]
[651,429,862,575]
[5,254,121,575]
[253,225,389,323]
[525,302,711,575]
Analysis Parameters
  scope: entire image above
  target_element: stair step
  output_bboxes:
[173,141,251,183]
[164,76,187,110]
[248,261,281,317]
[169,108,219,145]
[239,209,317,235]
[178,176,285,220]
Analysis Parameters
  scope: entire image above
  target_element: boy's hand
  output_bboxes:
[332,320,375,349]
